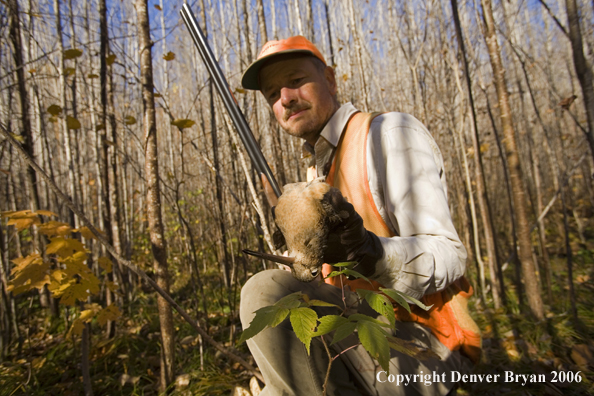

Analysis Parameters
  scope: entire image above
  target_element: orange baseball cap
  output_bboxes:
[241,36,327,90]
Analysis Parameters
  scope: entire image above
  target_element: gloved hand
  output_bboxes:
[322,190,384,277]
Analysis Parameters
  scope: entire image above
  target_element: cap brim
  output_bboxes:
[241,49,318,91]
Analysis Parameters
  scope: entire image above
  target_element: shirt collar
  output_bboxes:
[301,102,359,177]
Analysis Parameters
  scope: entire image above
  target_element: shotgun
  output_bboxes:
[180,3,282,198]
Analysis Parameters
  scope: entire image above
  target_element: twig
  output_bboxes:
[0,123,264,383]
[320,335,333,396]
[535,0,568,37]
[530,151,587,232]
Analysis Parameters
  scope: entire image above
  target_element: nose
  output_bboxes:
[280,86,298,108]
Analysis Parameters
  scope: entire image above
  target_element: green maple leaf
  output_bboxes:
[289,307,318,354]
[357,289,395,328]
[238,305,290,344]
[330,322,357,345]
[357,320,390,373]
[314,315,349,337]
[379,287,433,312]
[306,299,339,308]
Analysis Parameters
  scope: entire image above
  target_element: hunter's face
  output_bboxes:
[259,56,338,146]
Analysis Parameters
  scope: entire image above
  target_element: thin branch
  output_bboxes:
[535,0,568,37]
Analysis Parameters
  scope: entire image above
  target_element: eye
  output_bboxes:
[267,90,279,102]
[291,77,304,86]
[311,268,319,277]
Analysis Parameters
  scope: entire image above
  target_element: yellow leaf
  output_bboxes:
[11,133,25,143]
[154,4,162,10]
[95,123,105,131]
[106,281,118,292]
[64,48,83,60]
[154,92,162,98]
[35,210,58,217]
[46,237,85,258]
[342,74,348,82]
[51,274,100,306]
[0,211,16,219]
[88,179,95,186]
[98,257,113,273]
[6,210,40,231]
[97,304,122,326]
[171,119,195,129]
[67,116,81,130]
[28,68,36,74]
[8,254,50,295]
[163,51,176,61]
[480,143,489,153]
[235,87,246,94]
[64,67,76,77]
[49,116,58,123]
[88,73,99,79]
[38,221,72,237]
[77,226,100,240]
[69,304,101,336]
[106,54,116,66]
[124,116,137,125]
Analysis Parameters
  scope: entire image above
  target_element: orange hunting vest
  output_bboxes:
[322,112,482,364]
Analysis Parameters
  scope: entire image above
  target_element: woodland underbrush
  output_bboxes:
[1,247,594,396]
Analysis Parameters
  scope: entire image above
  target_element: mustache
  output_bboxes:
[283,104,311,121]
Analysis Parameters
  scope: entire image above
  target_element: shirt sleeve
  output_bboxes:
[366,113,467,299]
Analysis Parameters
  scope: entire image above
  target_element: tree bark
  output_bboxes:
[451,0,503,307]
[565,0,594,160]
[135,0,176,390]
[481,0,545,320]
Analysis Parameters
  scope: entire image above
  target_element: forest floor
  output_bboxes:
[1,246,594,396]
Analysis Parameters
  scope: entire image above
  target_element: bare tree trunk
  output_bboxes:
[9,0,40,252]
[565,0,594,159]
[256,0,268,44]
[481,0,545,320]
[99,0,116,339]
[348,0,370,111]
[451,0,503,308]
[560,184,578,324]
[135,0,175,390]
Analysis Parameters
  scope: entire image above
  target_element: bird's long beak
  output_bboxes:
[242,249,295,267]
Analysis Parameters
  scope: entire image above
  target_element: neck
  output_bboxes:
[307,101,340,147]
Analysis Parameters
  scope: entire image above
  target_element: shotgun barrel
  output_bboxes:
[180,3,282,198]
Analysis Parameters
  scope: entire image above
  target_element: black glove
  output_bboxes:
[322,191,384,277]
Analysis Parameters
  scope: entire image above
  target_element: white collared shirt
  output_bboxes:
[305,103,467,299]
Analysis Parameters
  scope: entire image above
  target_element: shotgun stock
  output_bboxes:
[180,3,282,198]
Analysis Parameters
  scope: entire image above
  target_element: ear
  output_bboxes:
[324,66,338,96]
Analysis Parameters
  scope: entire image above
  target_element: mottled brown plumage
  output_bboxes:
[244,178,348,282]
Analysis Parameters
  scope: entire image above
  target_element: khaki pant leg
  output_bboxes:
[240,269,473,396]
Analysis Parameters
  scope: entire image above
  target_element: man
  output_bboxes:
[239,36,480,396]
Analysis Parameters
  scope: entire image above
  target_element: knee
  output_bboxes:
[239,269,295,327]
